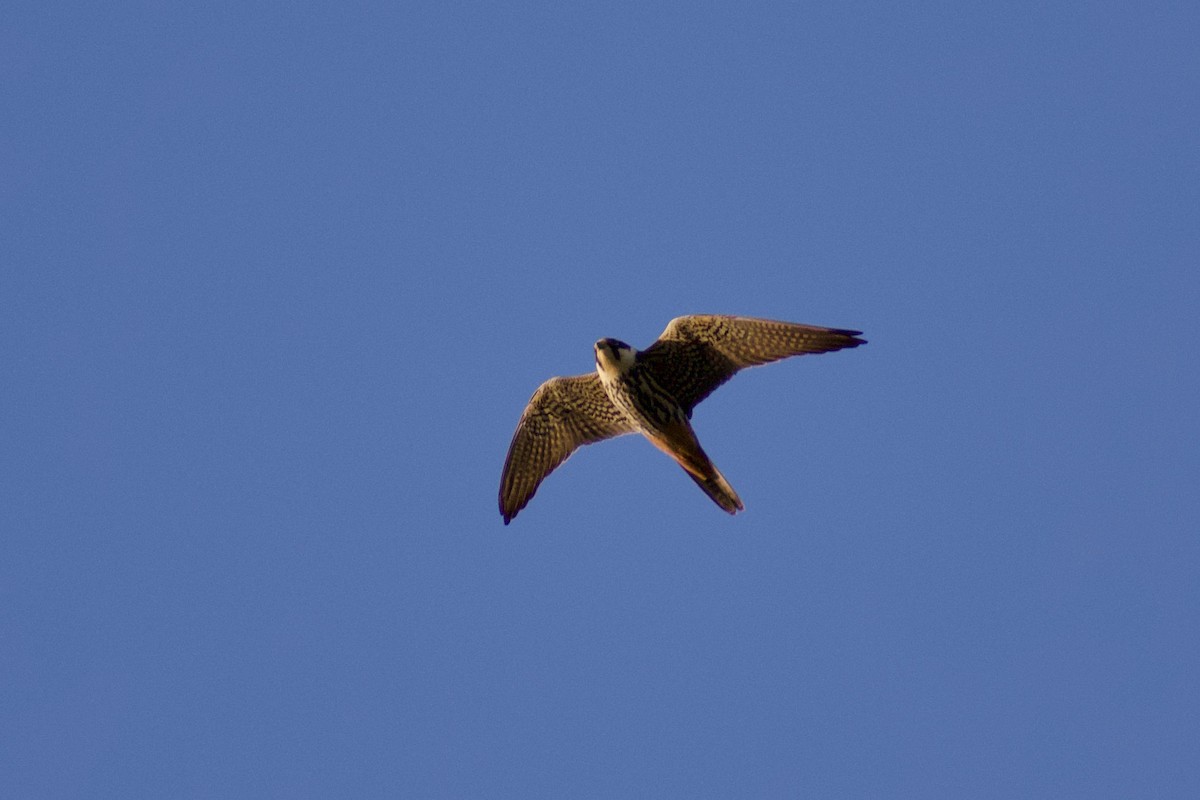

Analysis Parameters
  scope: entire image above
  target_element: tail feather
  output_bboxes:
[643,422,744,515]
[687,466,744,515]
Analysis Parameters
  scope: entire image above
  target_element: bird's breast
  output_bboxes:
[603,368,686,435]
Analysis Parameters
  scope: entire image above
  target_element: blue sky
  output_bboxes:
[3,1,1198,796]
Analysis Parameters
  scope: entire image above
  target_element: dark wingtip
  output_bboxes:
[835,329,866,347]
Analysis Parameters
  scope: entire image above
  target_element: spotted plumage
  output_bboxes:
[499,315,866,524]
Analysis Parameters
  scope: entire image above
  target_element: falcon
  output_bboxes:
[498,315,866,523]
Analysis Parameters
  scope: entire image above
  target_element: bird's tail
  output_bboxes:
[687,465,744,515]
[644,420,744,516]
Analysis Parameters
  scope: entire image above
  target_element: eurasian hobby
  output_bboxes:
[499,315,865,523]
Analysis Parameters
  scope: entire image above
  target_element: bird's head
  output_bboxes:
[594,338,636,379]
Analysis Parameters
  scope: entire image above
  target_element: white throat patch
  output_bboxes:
[595,340,637,381]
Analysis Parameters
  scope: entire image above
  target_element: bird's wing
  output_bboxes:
[499,373,635,524]
[639,315,866,414]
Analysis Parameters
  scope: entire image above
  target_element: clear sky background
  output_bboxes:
[3,1,1198,797]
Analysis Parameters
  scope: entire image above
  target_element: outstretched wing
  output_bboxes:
[639,315,866,414]
[499,373,635,524]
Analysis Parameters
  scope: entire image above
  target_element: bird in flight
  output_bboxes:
[498,315,866,524]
